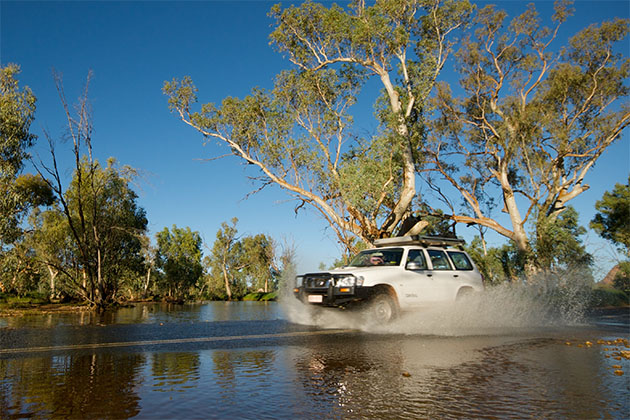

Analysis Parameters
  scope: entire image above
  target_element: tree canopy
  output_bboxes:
[0,64,40,245]
[44,159,147,303]
[203,218,282,300]
[590,176,630,257]
[165,0,474,253]
[156,225,203,300]
[165,0,628,266]
[426,2,629,262]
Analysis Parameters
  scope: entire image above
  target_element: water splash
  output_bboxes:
[280,273,592,336]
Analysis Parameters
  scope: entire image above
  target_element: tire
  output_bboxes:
[367,293,397,324]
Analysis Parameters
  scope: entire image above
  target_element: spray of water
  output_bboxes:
[280,272,593,336]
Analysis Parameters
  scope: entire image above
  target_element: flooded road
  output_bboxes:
[1,302,628,419]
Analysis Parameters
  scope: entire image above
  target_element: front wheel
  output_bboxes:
[367,294,397,325]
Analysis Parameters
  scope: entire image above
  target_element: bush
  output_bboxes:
[0,291,49,308]
[590,286,629,307]
[613,261,630,294]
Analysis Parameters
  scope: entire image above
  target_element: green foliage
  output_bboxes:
[21,159,149,304]
[0,64,38,245]
[427,1,629,263]
[613,261,630,294]
[590,177,630,257]
[590,285,629,307]
[14,174,55,208]
[0,291,49,307]
[25,208,70,297]
[0,242,42,296]
[534,206,593,279]
[467,207,594,284]
[156,225,203,300]
[465,237,522,284]
[0,64,36,171]
[66,159,148,301]
[241,234,276,293]
[205,218,245,300]
[204,218,279,300]
[165,0,474,251]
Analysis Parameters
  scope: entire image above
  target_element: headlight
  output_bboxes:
[295,276,303,287]
[336,275,357,287]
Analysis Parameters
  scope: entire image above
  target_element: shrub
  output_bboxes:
[590,286,629,307]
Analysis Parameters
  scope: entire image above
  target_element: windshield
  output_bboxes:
[348,248,404,267]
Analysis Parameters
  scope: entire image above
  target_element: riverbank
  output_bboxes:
[0,292,278,317]
[0,302,92,317]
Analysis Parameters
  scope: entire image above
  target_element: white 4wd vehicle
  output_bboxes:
[293,235,484,323]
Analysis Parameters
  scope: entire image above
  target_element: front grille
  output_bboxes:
[304,273,333,289]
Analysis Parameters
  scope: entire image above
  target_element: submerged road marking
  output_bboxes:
[0,329,356,355]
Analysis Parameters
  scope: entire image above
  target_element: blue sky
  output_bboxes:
[1,0,629,277]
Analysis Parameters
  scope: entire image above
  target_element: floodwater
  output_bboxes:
[0,299,628,419]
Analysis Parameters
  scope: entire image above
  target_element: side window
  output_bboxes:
[406,250,427,270]
[427,250,452,270]
[447,251,473,270]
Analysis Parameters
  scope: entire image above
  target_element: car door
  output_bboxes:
[396,249,441,306]
[446,250,482,290]
[425,248,460,301]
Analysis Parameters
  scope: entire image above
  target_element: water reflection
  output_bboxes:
[0,353,143,418]
[287,335,629,419]
[0,303,627,419]
[152,352,200,392]
[0,301,284,328]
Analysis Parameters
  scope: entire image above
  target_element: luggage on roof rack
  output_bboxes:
[373,235,465,248]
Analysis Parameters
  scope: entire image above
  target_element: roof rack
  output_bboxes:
[374,235,466,248]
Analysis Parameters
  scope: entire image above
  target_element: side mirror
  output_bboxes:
[406,262,426,271]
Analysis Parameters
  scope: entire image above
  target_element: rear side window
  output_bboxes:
[406,250,427,270]
[427,250,452,270]
[447,251,473,270]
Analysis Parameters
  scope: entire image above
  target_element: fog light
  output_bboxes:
[339,287,351,293]
[293,288,300,293]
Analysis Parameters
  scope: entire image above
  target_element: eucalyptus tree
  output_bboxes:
[35,73,148,306]
[0,64,38,245]
[40,159,148,303]
[241,234,276,293]
[165,0,473,252]
[590,176,630,257]
[427,1,629,264]
[24,208,69,298]
[205,219,280,299]
[590,176,630,297]
[206,218,245,300]
[533,206,593,279]
[155,225,203,300]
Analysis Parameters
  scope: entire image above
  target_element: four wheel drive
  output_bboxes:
[293,235,484,323]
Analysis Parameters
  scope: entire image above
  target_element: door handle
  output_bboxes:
[427,273,433,277]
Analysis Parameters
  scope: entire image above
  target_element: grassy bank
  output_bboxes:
[590,286,630,307]
[0,293,89,316]
[0,291,279,316]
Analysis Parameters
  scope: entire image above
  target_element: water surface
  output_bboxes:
[1,301,628,419]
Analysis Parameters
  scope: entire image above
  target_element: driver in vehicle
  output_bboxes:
[370,253,384,265]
